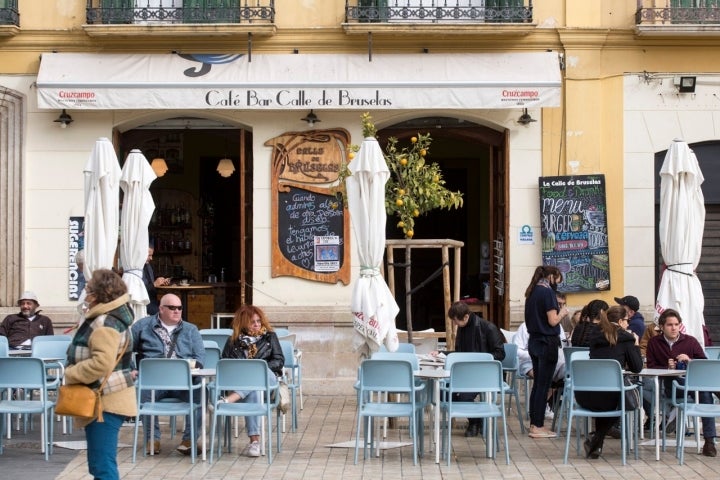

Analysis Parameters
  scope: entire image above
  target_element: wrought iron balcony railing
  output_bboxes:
[346,0,532,24]
[636,0,720,26]
[0,0,19,26]
[86,0,274,25]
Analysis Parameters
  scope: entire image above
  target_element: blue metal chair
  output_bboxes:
[562,359,640,465]
[0,357,57,460]
[704,346,720,360]
[501,342,526,434]
[280,340,300,432]
[0,336,8,357]
[209,359,281,464]
[441,359,510,465]
[273,328,290,338]
[132,358,202,463]
[379,342,416,354]
[199,329,232,351]
[554,346,590,434]
[671,359,720,465]
[354,359,425,465]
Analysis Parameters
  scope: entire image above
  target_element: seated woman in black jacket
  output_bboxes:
[570,299,608,347]
[221,305,285,458]
[575,305,643,459]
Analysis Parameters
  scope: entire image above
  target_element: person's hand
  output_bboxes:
[154,277,170,287]
[429,350,439,357]
[676,353,691,363]
[131,370,138,380]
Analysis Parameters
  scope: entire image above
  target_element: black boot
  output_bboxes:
[465,420,480,437]
[583,432,603,459]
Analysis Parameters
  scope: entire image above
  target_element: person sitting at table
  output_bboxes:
[132,293,205,456]
[220,305,284,458]
[0,291,54,349]
[447,301,506,438]
[646,308,716,457]
[570,299,608,347]
[575,305,643,459]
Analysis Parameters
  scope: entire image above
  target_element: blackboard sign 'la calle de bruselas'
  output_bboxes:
[539,175,610,293]
[268,129,351,285]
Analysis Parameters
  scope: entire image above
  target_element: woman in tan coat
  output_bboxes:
[64,269,137,480]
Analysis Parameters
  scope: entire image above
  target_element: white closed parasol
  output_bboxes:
[120,149,157,320]
[656,139,706,344]
[83,137,122,280]
[346,136,400,356]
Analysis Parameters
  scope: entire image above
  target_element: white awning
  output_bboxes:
[37,52,561,111]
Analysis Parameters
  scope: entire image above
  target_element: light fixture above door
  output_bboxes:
[216,158,235,178]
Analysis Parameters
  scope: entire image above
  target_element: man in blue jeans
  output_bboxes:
[646,308,715,457]
[132,293,205,456]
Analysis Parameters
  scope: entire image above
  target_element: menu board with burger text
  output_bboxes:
[539,175,610,292]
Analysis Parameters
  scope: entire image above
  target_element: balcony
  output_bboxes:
[344,0,534,36]
[84,0,275,37]
[636,1,720,36]
[0,0,19,36]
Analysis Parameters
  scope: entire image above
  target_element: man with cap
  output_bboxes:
[0,291,54,349]
[614,295,646,338]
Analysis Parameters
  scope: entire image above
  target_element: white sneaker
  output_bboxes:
[544,405,554,420]
[246,441,261,457]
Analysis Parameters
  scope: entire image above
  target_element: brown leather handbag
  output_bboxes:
[55,339,128,421]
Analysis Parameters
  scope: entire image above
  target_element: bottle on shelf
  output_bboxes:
[220,267,225,283]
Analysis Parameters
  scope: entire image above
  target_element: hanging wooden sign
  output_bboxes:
[267,129,351,284]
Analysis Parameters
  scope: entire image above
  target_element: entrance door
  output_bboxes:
[378,118,509,330]
[119,123,252,312]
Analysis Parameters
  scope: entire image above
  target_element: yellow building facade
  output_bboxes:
[1,1,718,391]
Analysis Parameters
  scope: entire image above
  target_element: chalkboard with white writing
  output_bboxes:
[539,174,610,293]
[272,183,350,284]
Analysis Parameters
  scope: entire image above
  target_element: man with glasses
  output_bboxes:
[132,293,205,456]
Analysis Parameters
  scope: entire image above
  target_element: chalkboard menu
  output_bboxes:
[539,175,610,293]
[268,129,351,284]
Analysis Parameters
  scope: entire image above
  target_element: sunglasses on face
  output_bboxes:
[162,305,183,311]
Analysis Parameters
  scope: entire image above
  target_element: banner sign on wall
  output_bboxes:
[539,175,610,292]
[69,216,85,300]
[37,52,561,111]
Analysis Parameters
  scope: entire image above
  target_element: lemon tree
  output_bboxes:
[340,113,463,239]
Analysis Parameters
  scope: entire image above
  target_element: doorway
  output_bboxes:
[378,117,509,331]
[119,122,253,310]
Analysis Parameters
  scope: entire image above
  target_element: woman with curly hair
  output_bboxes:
[64,269,136,480]
[220,305,284,457]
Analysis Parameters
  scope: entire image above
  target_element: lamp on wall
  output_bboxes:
[150,157,168,177]
[301,109,321,127]
[675,75,696,93]
[54,109,73,128]
[216,158,235,178]
[517,108,537,126]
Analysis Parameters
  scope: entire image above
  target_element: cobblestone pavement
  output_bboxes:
[3,396,720,479]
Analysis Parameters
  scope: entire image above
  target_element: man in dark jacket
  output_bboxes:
[447,301,505,437]
[0,291,54,349]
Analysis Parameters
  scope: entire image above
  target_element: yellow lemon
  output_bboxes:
[420,149,427,157]
[406,229,414,238]
[400,157,408,166]
[396,198,404,207]
[411,136,417,144]
[413,209,420,217]
[348,151,355,160]
[397,221,405,228]
[398,188,405,196]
